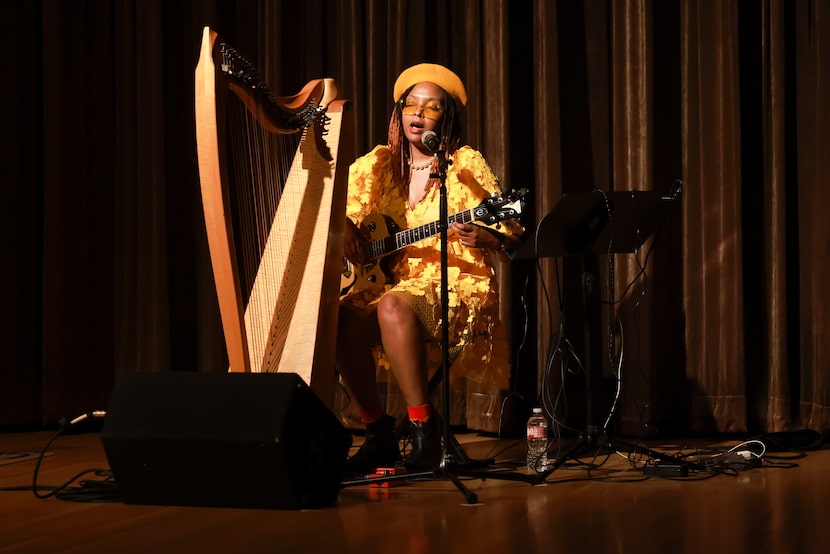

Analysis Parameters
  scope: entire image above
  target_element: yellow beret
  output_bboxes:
[393,63,467,108]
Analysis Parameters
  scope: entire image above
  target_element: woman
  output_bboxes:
[337,63,522,474]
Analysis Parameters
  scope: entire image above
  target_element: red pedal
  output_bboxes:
[369,466,407,488]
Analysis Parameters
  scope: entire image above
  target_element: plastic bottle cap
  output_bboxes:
[532,407,542,414]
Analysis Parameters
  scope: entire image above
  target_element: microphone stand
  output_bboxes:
[343,142,480,500]
[430,147,482,503]
[421,143,546,502]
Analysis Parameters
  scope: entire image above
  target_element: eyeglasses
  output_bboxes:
[400,101,444,120]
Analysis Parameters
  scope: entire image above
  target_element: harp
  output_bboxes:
[194,27,352,407]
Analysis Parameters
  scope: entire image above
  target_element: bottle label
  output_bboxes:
[527,426,546,439]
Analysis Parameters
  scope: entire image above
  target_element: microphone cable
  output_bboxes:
[23,411,121,503]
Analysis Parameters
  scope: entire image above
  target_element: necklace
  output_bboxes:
[408,154,437,171]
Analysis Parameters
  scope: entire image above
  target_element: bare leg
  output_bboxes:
[376,293,429,407]
[335,305,383,413]
[375,294,442,471]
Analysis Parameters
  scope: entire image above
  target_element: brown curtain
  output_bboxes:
[681,0,748,432]
[3,0,828,438]
[793,0,830,432]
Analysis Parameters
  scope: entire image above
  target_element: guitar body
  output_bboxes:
[340,214,401,300]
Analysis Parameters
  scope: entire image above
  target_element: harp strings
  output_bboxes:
[226,93,303,307]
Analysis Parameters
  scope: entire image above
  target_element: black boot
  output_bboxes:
[345,414,402,476]
[405,417,443,471]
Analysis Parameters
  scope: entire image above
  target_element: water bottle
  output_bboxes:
[526,407,549,472]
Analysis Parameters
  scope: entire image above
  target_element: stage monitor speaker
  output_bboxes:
[101,371,352,510]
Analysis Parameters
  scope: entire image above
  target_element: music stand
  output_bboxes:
[513,185,698,474]
[513,186,681,261]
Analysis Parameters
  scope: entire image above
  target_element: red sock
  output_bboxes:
[407,403,431,425]
[359,405,385,426]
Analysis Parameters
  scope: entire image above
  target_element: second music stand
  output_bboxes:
[513,184,698,474]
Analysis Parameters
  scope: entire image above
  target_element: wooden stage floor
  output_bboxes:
[1,428,828,553]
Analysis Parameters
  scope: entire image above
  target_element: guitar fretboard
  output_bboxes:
[369,209,475,259]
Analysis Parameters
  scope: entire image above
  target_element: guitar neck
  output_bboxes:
[369,208,475,259]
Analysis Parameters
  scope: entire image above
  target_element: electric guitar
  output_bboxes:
[340,188,528,300]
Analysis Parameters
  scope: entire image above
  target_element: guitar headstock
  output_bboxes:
[473,188,529,225]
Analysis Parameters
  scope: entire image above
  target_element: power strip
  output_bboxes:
[642,462,689,477]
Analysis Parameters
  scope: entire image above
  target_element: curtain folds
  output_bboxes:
[760,0,791,432]
[796,0,830,432]
[681,0,747,432]
[5,0,829,436]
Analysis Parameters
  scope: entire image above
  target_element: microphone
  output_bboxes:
[421,130,440,152]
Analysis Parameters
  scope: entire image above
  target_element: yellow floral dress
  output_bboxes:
[343,144,522,393]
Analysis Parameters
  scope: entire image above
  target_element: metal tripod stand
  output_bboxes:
[512,184,691,476]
